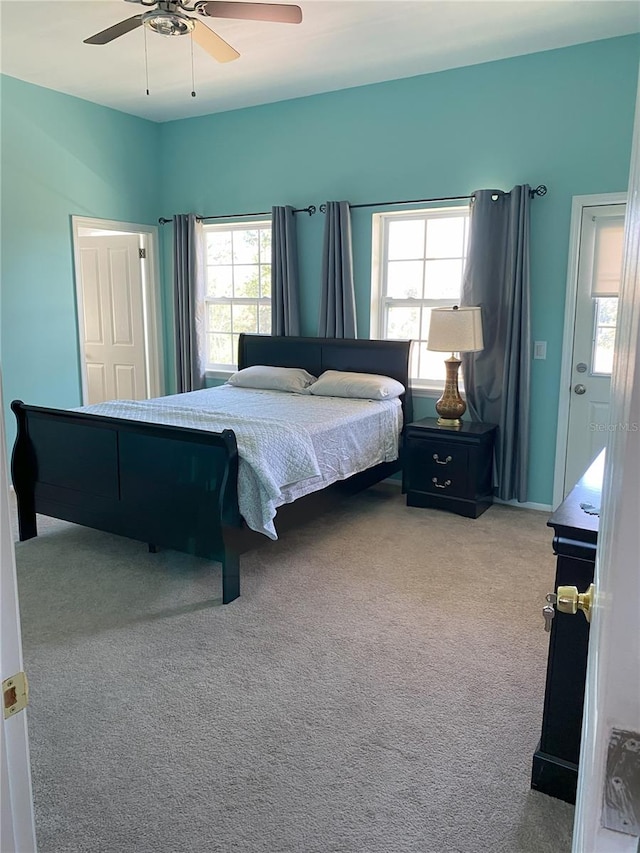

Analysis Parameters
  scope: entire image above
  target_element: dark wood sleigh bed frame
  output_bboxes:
[11,334,412,604]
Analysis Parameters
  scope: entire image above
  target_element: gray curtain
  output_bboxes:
[318,200,357,338]
[271,205,301,336]
[461,186,531,502]
[173,213,205,393]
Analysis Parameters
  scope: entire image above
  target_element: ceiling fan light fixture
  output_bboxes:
[142,10,195,36]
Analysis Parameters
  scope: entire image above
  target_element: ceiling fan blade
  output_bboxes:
[83,16,143,45]
[198,2,302,24]
[193,20,240,63]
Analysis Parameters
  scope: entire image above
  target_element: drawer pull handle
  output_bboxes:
[433,453,453,465]
[432,478,452,490]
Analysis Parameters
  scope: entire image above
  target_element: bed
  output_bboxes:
[11,334,412,604]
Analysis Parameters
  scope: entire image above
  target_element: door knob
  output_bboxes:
[541,584,595,631]
[557,584,595,622]
[574,384,587,395]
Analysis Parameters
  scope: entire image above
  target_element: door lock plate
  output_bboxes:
[3,671,29,719]
[603,729,640,835]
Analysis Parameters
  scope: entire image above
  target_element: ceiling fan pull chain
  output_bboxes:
[190,33,197,97]
[144,25,150,95]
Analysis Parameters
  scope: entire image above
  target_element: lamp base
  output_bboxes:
[435,355,466,425]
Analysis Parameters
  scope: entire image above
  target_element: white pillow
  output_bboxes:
[227,365,317,394]
[309,370,405,400]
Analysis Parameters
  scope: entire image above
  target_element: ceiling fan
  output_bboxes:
[83,0,303,63]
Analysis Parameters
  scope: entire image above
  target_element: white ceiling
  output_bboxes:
[1,0,638,123]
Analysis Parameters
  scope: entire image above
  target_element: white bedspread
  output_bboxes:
[78,386,402,539]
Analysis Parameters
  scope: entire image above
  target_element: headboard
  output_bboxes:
[237,334,413,426]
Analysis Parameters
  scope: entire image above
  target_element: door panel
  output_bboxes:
[80,249,104,344]
[114,364,137,399]
[78,235,148,404]
[86,363,107,404]
[564,205,625,495]
[109,247,137,344]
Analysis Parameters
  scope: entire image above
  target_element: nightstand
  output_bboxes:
[403,418,497,518]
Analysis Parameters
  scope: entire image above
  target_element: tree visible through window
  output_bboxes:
[204,221,271,369]
[372,208,470,385]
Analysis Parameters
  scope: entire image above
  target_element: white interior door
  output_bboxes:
[564,204,626,495]
[572,75,640,853]
[78,235,148,404]
[0,377,37,853]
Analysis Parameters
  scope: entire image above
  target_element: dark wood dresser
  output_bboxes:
[531,451,604,803]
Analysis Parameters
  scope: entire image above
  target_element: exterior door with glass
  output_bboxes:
[564,203,626,495]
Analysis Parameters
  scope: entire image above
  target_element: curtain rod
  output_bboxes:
[318,185,548,213]
[158,205,317,225]
[158,186,547,224]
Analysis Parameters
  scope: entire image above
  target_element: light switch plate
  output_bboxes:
[534,341,547,360]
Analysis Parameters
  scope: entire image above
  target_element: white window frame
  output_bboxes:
[203,219,272,375]
[370,205,470,392]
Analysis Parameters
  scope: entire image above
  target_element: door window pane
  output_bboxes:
[592,297,618,375]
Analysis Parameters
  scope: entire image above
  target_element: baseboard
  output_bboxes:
[494,497,552,512]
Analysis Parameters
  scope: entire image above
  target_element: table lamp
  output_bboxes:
[427,305,483,426]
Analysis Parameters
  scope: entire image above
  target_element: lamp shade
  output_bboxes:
[427,306,484,353]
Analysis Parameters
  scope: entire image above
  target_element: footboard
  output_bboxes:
[11,401,244,604]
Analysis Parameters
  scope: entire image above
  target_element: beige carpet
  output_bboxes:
[13,484,575,853]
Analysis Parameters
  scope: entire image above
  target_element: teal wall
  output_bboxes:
[1,35,638,504]
[0,75,161,448]
[159,35,639,505]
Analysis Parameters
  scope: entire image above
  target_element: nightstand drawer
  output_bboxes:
[408,464,469,498]
[405,440,469,491]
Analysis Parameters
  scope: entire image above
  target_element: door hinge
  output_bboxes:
[603,728,640,836]
[3,672,29,719]
[139,247,146,259]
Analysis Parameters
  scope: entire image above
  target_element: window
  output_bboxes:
[204,221,272,370]
[592,297,618,375]
[589,213,624,376]
[371,207,470,386]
